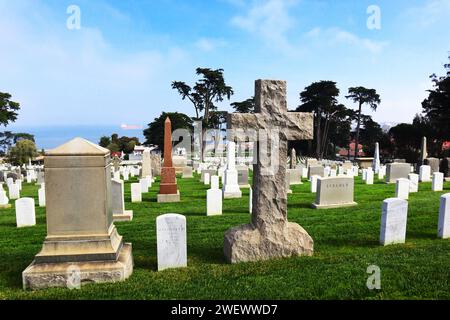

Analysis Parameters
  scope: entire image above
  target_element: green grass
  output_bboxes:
[0,174,449,300]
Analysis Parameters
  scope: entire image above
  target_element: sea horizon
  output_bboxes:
[3,124,146,150]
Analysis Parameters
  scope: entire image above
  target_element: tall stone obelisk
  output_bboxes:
[372,142,381,174]
[157,117,180,203]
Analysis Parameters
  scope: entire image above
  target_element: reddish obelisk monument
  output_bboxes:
[157,117,180,203]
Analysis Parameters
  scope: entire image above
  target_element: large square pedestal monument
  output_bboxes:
[22,138,133,290]
[224,80,314,263]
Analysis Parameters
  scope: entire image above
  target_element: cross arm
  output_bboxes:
[285,112,314,141]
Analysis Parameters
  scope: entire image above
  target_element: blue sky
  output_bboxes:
[0,0,449,128]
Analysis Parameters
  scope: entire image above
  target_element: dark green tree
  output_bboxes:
[0,92,20,127]
[99,136,111,148]
[0,92,21,155]
[389,123,421,162]
[172,68,233,160]
[107,143,120,153]
[8,139,37,166]
[0,131,14,155]
[358,116,384,155]
[346,87,381,160]
[421,55,450,154]
[14,133,35,143]
[231,97,255,114]
[297,81,349,159]
[117,136,140,154]
[143,112,193,154]
[172,68,233,125]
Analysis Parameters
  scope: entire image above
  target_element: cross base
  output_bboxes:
[224,222,314,264]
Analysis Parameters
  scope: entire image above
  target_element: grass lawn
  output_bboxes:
[0,173,449,300]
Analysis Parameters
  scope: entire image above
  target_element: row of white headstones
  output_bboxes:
[307,164,449,244]
[11,162,450,272]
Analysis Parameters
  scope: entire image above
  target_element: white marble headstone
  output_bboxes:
[157,214,187,271]
[207,176,222,216]
[0,190,9,206]
[211,175,219,190]
[419,165,431,182]
[302,168,308,179]
[15,198,36,228]
[140,178,149,193]
[380,198,408,246]
[131,183,142,203]
[38,187,46,207]
[8,183,20,200]
[311,175,319,193]
[6,178,14,187]
[16,179,22,191]
[408,173,419,193]
[432,172,444,192]
[396,178,410,200]
[438,193,450,239]
[204,173,210,185]
[366,170,374,185]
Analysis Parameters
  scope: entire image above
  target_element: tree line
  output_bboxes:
[144,55,449,163]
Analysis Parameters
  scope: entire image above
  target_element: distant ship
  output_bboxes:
[120,124,143,130]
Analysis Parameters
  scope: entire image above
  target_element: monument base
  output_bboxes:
[223,191,242,199]
[157,191,180,203]
[224,222,314,264]
[312,202,358,210]
[238,184,251,189]
[113,210,134,222]
[22,243,133,291]
[0,204,11,209]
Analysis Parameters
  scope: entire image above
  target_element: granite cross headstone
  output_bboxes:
[224,80,314,263]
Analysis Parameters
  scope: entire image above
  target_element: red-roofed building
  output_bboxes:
[443,141,450,150]
[338,142,366,159]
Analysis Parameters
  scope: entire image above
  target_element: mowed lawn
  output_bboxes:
[0,173,449,300]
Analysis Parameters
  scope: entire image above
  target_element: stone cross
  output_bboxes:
[224,79,314,263]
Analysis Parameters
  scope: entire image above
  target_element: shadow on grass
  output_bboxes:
[319,238,379,248]
[406,231,439,240]
[188,246,227,264]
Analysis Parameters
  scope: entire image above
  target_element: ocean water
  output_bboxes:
[4,125,145,150]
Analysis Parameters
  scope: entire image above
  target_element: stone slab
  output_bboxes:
[22,243,133,291]
[157,191,181,203]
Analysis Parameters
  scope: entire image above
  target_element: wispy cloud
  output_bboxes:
[404,0,450,27]
[195,38,227,52]
[0,1,188,126]
[304,27,389,54]
[230,0,298,52]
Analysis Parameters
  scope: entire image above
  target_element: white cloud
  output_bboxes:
[0,1,189,126]
[195,38,227,52]
[231,1,387,55]
[404,0,450,27]
[305,27,388,54]
[230,0,298,52]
